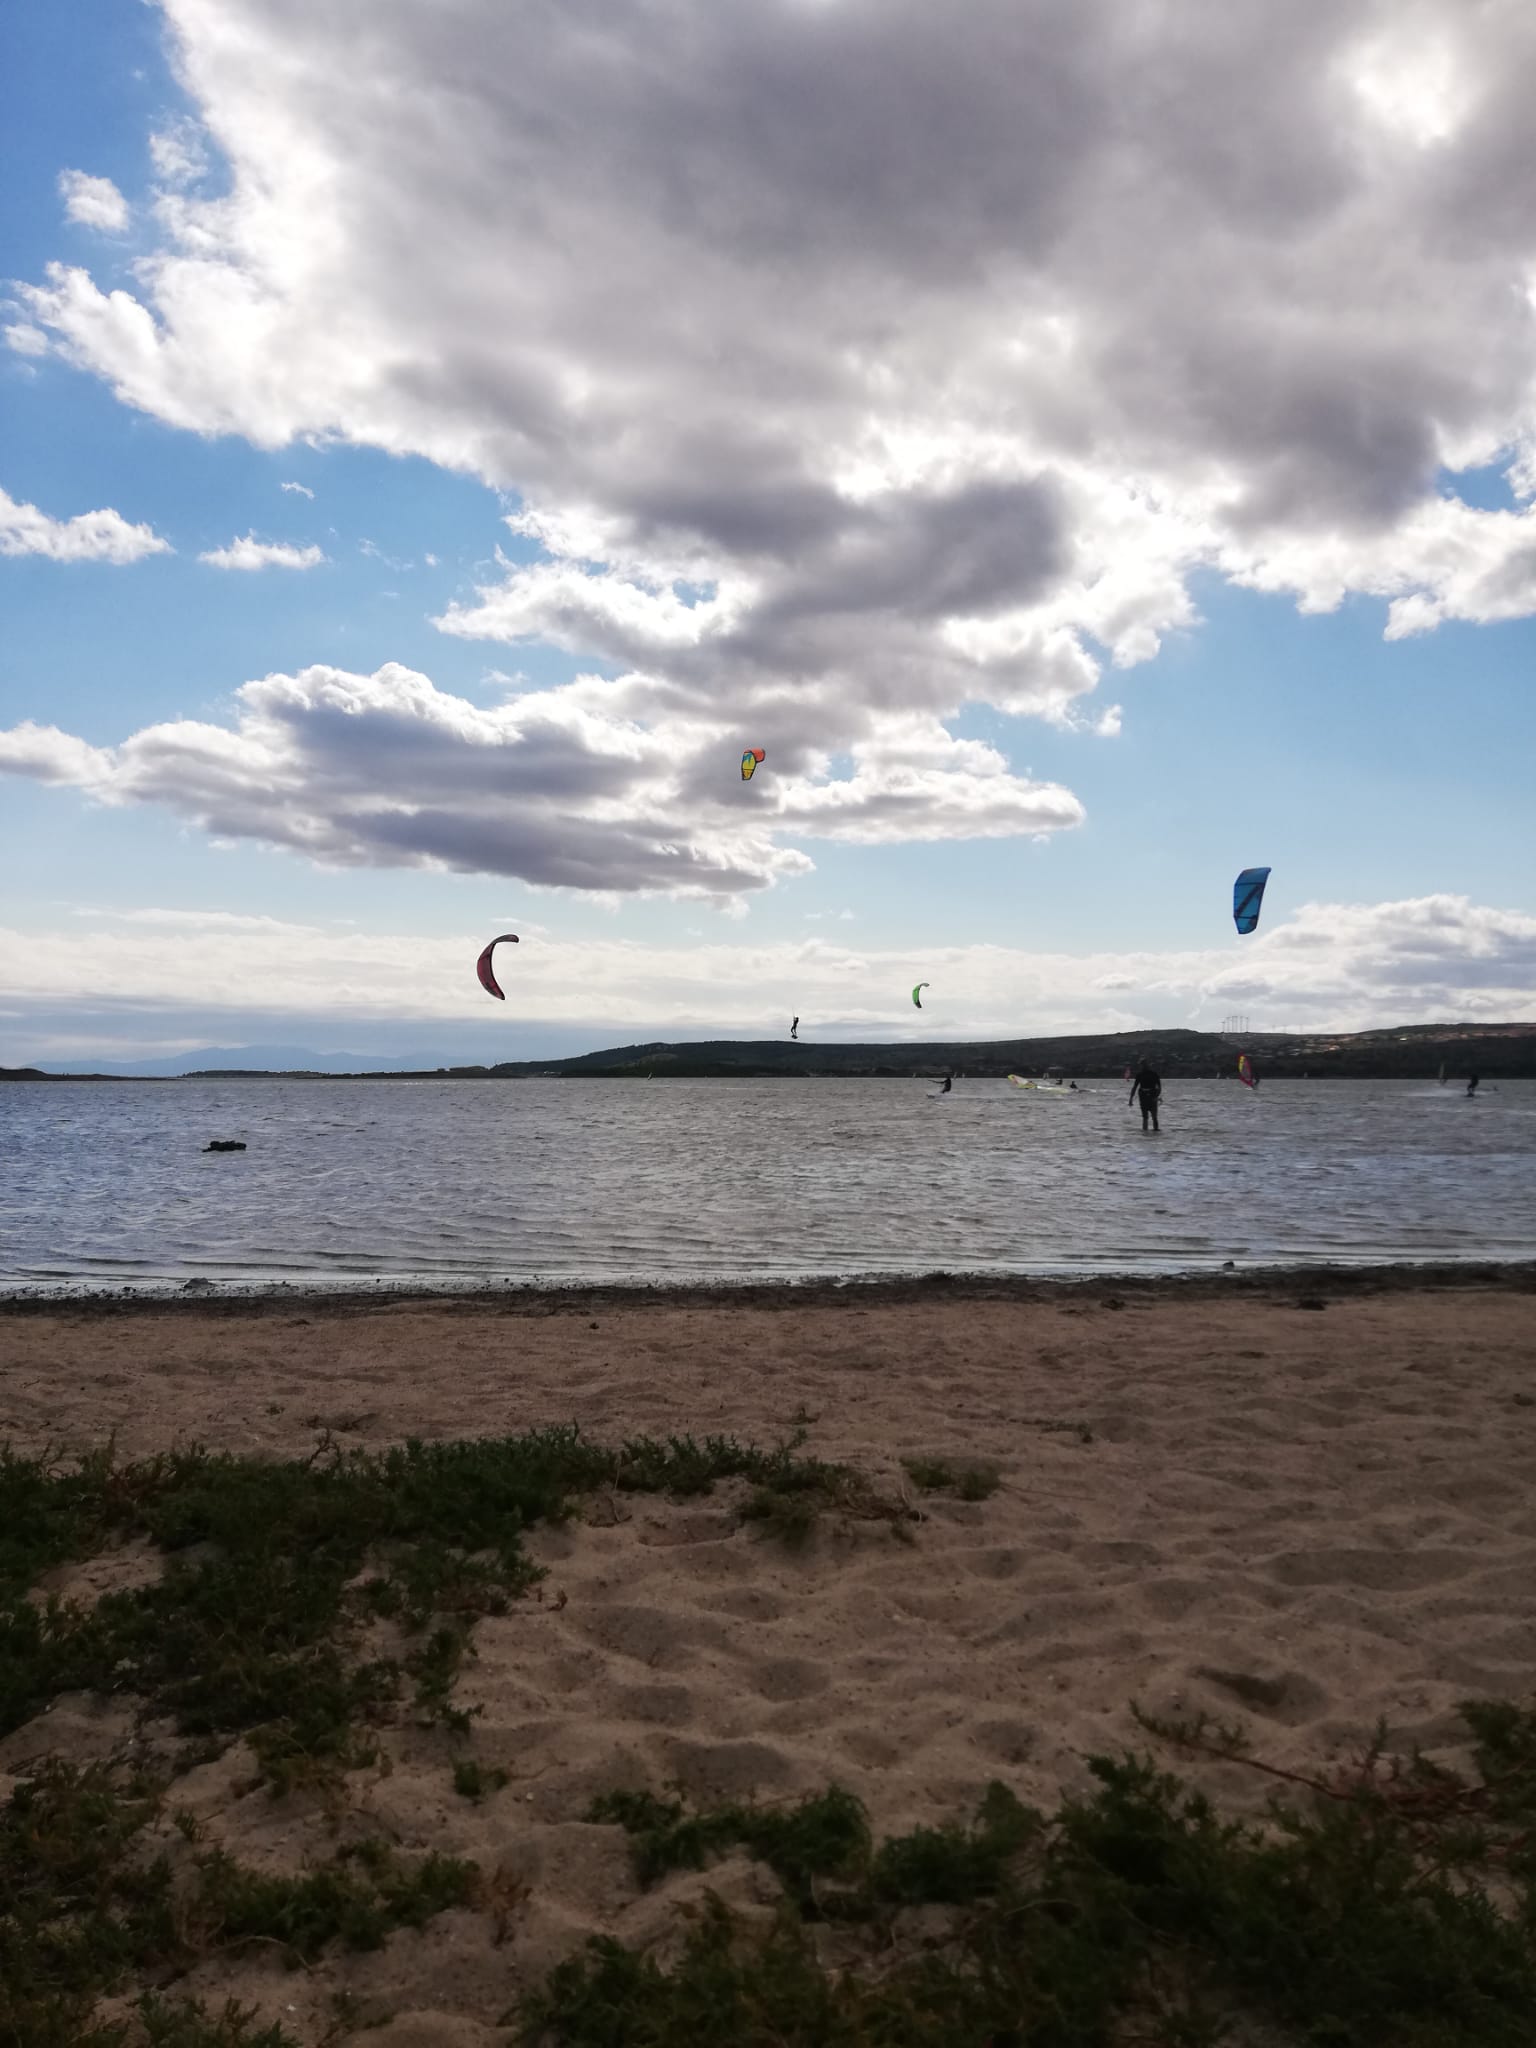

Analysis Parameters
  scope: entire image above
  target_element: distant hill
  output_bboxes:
[443,1023,1536,1081]
[29,1046,489,1079]
[11,1022,1533,1083]
[175,1021,1536,1082]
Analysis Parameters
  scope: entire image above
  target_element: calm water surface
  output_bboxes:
[3,1077,1534,1293]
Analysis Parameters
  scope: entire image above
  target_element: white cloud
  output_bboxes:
[0,661,1080,899]
[9,0,1536,927]
[1197,895,1536,1026]
[360,537,412,569]
[149,120,209,187]
[280,480,314,499]
[1221,494,1536,636]
[10,0,1534,834]
[58,170,130,232]
[5,325,51,359]
[0,485,171,564]
[2,894,1530,1040]
[0,722,115,788]
[198,534,326,570]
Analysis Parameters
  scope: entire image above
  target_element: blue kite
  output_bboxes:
[1232,867,1271,936]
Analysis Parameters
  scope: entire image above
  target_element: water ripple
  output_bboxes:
[2,1076,1533,1292]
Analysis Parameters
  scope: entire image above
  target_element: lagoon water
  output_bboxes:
[2,1076,1534,1294]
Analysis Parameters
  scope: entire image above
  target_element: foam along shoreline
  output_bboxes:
[3,1268,1534,2039]
[2,1252,1534,1316]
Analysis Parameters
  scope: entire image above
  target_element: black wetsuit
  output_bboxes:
[1130,1066,1162,1131]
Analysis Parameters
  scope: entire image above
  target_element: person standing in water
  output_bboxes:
[1129,1060,1162,1132]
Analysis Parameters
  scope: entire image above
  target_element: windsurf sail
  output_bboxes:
[476,933,519,1000]
[1233,867,1271,935]
[1237,1053,1259,1088]
[1437,1062,1446,1085]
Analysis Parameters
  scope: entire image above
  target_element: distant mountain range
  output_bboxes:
[6,1021,1533,1082]
[23,1046,481,1078]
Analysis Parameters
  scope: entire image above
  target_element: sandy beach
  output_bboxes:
[4,1268,1535,2044]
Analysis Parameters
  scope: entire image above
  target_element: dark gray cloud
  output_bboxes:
[0,662,1081,897]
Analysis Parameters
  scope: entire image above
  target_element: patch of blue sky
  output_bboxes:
[0,2,178,288]
[1436,459,1526,514]
[857,573,1536,958]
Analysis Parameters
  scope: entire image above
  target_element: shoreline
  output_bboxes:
[2,1253,1534,1319]
[3,1253,1536,1318]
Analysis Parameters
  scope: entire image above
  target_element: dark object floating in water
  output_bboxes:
[204,1140,246,1152]
[1296,1297,1328,1311]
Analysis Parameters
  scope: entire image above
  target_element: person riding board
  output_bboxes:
[1129,1060,1162,1132]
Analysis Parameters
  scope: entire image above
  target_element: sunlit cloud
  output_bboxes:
[198,535,326,570]
[58,169,129,232]
[0,484,170,564]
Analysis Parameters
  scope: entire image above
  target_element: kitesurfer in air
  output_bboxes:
[1129,1060,1162,1132]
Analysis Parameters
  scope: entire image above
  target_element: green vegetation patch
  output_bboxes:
[453,1758,512,1802]
[557,1707,1536,2047]
[900,1456,1002,1501]
[136,2001,301,2048]
[0,1427,899,1783]
[0,1426,916,2045]
[0,1757,473,2046]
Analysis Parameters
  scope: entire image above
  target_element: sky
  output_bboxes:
[2,0,1534,1069]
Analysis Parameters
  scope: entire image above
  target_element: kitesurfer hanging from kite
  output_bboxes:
[790,1016,799,1041]
[476,933,519,1000]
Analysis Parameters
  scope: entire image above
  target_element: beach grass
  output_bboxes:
[544,1710,1536,2046]
[0,1428,916,2043]
[6,1433,1536,2045]
[0,1427,905,1775]
[900,1455,1002,1500]
[0,1755,475,2045]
